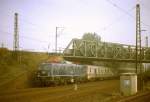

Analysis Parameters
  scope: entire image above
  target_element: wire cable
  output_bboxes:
[0,30,49,43]
[97,6,136,32]
[105,0,150,28]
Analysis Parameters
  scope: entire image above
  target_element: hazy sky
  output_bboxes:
[0,0,150,52]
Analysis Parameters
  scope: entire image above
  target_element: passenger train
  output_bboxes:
[36,63,115,86]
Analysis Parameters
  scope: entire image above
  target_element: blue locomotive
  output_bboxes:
[36,62,114,86]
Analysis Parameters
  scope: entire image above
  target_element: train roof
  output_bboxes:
[40,62,84,66]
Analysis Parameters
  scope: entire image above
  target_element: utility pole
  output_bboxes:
[55,27,58,53]
[145,36,148,47]
[13,13,19,59]
[135,4,143,91]
[144,36,148,72]
[55,27,64,53]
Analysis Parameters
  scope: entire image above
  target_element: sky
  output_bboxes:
[0,0,150,52]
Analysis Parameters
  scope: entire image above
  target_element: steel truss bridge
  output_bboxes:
[63,39,150,63]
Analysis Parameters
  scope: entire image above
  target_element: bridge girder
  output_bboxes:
[63,39,150,63]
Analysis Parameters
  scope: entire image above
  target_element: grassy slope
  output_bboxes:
[0,48,49,91]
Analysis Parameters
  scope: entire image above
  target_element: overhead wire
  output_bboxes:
[105,0,150,28]
[0,30,50,51]
[0,30,49,43]
[106,0,134,18]
[105,0,150,46]
[1,12,54,37]
[19,16,52,34]
[97,5,136,32]
[0,12,54,52]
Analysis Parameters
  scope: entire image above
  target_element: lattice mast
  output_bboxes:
[13,13,19,51]
[135,4,141,73]
[136,4,144,91]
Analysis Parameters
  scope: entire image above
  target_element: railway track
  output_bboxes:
[0,80,119,102]
[1,79,149,102]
